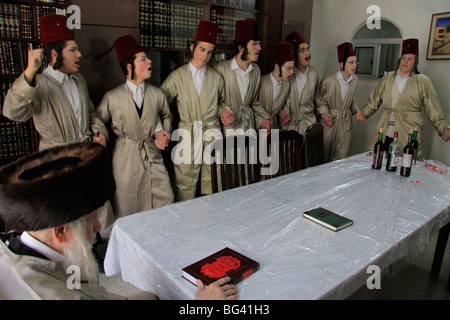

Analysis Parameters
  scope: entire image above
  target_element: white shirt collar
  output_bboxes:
[295,66,309,78]
[231,57,253,75]
[20,231,65,262]
[337,70,353,84]
[126,79,145,95]
[189,61,206,76]
[44,66,78,84]
[270,73,282,87]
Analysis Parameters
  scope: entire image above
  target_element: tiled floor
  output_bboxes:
[99,231,450,300]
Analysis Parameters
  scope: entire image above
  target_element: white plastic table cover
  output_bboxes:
[103,153,450,300]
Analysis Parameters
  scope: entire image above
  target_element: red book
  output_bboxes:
[182,247,259,286]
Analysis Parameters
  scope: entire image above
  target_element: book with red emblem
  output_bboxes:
[182,247,259,286]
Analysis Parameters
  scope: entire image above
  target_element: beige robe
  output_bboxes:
[2,72,108,150]
[214,59,270,134]
[361,71,449,159]
[2,71,113,229]
[160,64,225,201]
[283,66,319,135]
[257,73,290,129]
[97,83,174,218]
[315,72,359,162]
[0,237,124,300]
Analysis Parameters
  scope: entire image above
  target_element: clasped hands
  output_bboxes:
[154,130,171,150]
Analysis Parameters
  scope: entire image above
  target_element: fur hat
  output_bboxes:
[40,15,75,45]
[0,142,115,232]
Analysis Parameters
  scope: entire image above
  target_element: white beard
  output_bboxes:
[61,219,99,284]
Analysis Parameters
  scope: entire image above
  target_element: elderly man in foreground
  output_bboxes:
[0,142,238,300]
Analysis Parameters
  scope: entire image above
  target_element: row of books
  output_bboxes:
[0,40,49,76]
[211,7,255,51]
[0,3,66,39]
[140,0,206,49]
[0,79,39,160]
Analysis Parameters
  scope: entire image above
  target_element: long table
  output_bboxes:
[103,153,450,299]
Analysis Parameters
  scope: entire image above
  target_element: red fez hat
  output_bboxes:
[402,38,419,56]
[114,35,144,63]
[235,18,260,41]
[274,42,294,62]
[337,42,356,62]
[40,15,75,45]
[285,31,306,46]
[195,20,219,45]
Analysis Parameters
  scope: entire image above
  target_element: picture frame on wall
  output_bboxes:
[426,11,450,60]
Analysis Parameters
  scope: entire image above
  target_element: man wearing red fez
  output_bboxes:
[358,38,450,158]
[161,20,234,201]
[214,18,271,135]
[97,35,174,218]
[3,15,108,150]
[2,14,113,229]
[316,42,363,162]
[283,31,320,136]
[257,41,295,131]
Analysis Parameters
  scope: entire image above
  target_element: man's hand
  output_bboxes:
[321,113,333,128]
[194,277,238,300]
[355,109,366,123]
[441,128,450,142]
[279,110,291,125]
[92,132,107,147]
[24,48,44,85]
[154,130,171,150]
[260,119,272,136]
[220,109,235,127]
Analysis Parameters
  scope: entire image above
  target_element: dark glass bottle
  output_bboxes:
[372,128,384,169]
[411,127,419,165]
[400,129,414,177]
[386,131,400,172]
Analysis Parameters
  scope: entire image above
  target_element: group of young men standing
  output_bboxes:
[3,14,450,224]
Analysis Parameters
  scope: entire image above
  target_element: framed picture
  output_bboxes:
[426,11,450,60]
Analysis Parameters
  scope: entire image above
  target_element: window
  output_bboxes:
[352,19,402,78]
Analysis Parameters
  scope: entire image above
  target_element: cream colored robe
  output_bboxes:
[97,83,174,218]
[361,71,449,159]
[214,59,270,134]
[257,73,290,129]
[160,64,225,201]
[315,72,359,162]
[283,66,319,135]
[0,237,124,300]
[2,72,108,150]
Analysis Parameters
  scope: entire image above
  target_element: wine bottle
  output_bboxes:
[372,128,384,169]
[400,129,414,177]
[386,131,400,172]
[411,127,419,165]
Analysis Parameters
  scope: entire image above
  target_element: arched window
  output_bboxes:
[352,19,402,78]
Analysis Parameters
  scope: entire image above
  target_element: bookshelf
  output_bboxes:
[138,0,282,76]
[0,0,67,166]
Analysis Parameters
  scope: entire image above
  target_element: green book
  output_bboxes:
[303,207,353,231]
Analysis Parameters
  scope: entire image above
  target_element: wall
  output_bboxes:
[309,0,450,165]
